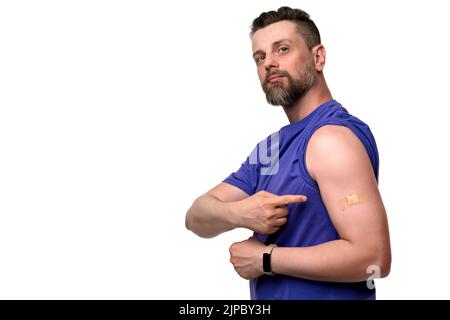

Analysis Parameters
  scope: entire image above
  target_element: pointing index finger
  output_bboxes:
[271,195,308,207]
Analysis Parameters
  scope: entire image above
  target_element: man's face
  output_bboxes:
[252,20,317,107]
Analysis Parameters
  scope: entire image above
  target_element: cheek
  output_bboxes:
[257,67,266,83]
[283,60,297,75]
[281,53,302,69]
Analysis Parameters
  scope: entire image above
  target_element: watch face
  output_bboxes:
[263,252,271,273]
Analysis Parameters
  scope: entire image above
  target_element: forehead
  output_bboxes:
[252,20,304,52]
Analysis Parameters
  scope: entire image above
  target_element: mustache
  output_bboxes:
[264,70,290,83]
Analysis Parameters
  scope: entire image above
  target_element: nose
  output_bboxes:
[263,53,279,71]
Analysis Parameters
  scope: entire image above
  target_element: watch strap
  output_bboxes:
[263,244,277,275]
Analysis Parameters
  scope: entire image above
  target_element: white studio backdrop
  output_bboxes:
[0,0,449,299]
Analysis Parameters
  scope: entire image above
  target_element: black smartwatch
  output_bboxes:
[263,244,277,275]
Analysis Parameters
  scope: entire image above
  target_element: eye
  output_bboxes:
[279,47,289,53]
[255,55,265,64]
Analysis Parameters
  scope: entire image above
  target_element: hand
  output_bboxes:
[231,190,307,234]
[229,237,267,280]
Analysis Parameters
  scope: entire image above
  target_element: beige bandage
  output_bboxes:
[338,193,366,210]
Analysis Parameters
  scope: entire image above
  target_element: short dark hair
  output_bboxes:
[250,6,321,49]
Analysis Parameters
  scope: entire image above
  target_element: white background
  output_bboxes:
[0,0,449,299]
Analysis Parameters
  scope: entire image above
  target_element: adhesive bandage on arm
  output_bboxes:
[338,193,366,210]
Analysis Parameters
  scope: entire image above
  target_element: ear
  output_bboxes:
[312,44,326,72]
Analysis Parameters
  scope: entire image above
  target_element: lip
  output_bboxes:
[267,75,284,83]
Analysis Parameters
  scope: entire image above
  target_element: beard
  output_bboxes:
[262,58,316,107]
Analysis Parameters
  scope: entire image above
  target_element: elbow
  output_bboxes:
[370,245,391,279]
[185,212,205,237]
[185,211,192,231]
[379,250,391,278]
[185,201,214,238]
[358,240,391,280]
[377,240,391,278]
[185,196,201,232]
[186,209,204,236]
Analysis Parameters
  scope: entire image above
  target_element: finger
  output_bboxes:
[271,195,308,207]
[229,242,238,255]
[274,207,289,218]
[274,217,287,227]
[267,226,280,234]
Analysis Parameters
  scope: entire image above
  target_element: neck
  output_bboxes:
[282,76,333,124]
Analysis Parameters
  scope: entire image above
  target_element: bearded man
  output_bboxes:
[185,6,391,300]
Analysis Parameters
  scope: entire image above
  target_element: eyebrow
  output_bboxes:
[252,39,295,58]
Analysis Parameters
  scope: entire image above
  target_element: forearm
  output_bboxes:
[271,239,390,282]
[185,195,238,238]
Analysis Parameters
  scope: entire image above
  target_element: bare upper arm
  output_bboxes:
[205,182,250,202]
[306,125,390,251]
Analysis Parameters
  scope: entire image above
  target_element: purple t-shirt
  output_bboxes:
[223,99,379,300]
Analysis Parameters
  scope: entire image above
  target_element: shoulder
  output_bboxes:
[308,125,361,154]
[306,125,372,181]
